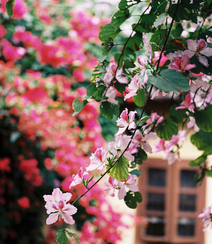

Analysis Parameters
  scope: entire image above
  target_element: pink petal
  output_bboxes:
[52,188,63,202]
[198,55,209,67]
[184,64,196,71]
[46,212,59,225]
[183,50,195,58]
[61,212,75,225]
[63,204,78,215]
[200,48,212,57]
[187,39,197,51]
[118,186,127,200]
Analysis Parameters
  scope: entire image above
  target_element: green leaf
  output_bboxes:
[195,105,212,132]
[126,31,143,51]
[149,69,190,94]
[111,9,130,28]
[133,147,147,165]
[124,47,136,62]
[102,38,115,55]
[118,0,142,10]
[206,169,212,177]
[133,89,146,107]
[150,29,167,51]
[198,130,212,145]
[160,69,190,93]
[203,146,212,156]
[6,0,15,18]
[87,84,106,101]
[100,101,119,119]
[134,191,143,203]
[156,117,178,141]
[139,14,156,32]
[82,176,94,189]
[86,83,97,97]
[124,191,142,209]
[189,155,207,168]
[169,105,187,123]
[129,169,141,177]
[72,96,88,116]
[153,13,166,28]
[190,132,209,150]
[99,23,121,42]
[108,155,129,181]
[114,53,124,68]
[56,230,68,244]
[66,230,80,243]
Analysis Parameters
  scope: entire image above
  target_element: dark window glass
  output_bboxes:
[177,218,195,236]
[146,216,165,236]
[147,193,165,211]
[148,168,166,187]
[180,170,197,188]
[179,194,196,212]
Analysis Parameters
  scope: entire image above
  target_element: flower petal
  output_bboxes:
[187,39,197,51]
[198,55,209,67]
[200,48,212,57]
[61,212,75,225]
[46,212,59,225]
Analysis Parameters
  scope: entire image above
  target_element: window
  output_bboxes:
[135,158,205,244]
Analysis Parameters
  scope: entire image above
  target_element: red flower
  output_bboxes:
[17,197,30,209]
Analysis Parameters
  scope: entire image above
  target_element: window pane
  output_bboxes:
[148,168,166,187]
[177,218,195,236]
[146,217,165,236]
[147,193,165,211]
[179,194,196,212]
[180,170,197,188]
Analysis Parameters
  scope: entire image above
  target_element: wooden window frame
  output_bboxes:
[135,158,205,244]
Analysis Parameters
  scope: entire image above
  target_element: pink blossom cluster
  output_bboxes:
[154,130,187,165]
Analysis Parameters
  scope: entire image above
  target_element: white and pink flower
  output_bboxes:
[43,188,77,225]
[116,108,137,136]
[86,147,108,171]
[184,39,212,67]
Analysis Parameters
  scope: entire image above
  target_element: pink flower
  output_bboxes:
[116,174,139,200]
[187,116,199,132]
[108,134,134,161]
[152,51,169,67]
[105,86,118,104]
[69,167,89,189]
[145,112,164,131]
[43,188,77,225]
[104,176,116,197]
[184,39,212,67]
[163,151,180,165]
[142,33,152,60]
[17,197,30,209]
[86,147,108,171]
[198,206,212,231]
[103,61,128,85]
[166,130,186,149]
[124,74,144,100]
[154,139,168,153]
[132,131,157,153]
[116,108,136,136]
[168,54,196,72]
[175,94,195,110]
